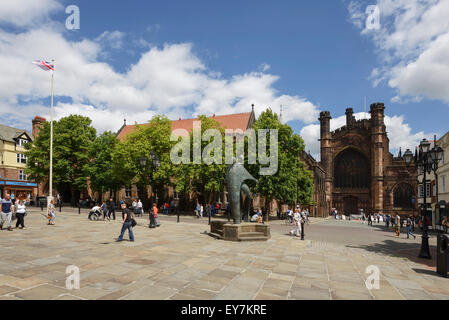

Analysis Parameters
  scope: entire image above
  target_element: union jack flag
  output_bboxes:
[32,60,54,71]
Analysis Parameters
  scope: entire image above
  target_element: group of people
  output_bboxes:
[288,205,307,240]
[97,199,117,220]
[361,213,383,225]
[195,202,221,218]
[361,212,417,239]
[390,213,417,239]
[0,194,28,230]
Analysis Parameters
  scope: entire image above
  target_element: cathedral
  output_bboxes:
[318,102,418,216]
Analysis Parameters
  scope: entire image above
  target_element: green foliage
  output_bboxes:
[85,131,120,196]
[249,108,314,207]
[25,115,96,191]
[112,115,174,193]
[172,115,227,199]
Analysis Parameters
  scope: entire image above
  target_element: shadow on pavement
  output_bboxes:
[346,239,437,269]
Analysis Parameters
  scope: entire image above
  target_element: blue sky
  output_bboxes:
[0,0,448,158]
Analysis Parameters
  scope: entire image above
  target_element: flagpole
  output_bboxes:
[48,61,54,209]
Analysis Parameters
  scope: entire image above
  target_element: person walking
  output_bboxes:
[367,214,372,226]
[116,201,134,242]
[289,209,302,237]
[48,199,56,225]
[215,203,219,216]
[206,203,211,217]
[137,199,143,217]
[164,202,169,215]
[15,200,27,229]
[300,210,306,240]
[1,194,14,231]
[101,200,108,220]
[394,213,401,238]
[153,203,160,227]
[132,199,137,216]
[200,204,204,218]
[406,215,416,239]
[196,203,201,218]
[108,198,116,220]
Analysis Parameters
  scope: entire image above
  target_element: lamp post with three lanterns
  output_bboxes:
[403,138,444,259]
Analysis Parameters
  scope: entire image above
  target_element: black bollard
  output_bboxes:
[59,199,62,212]
[149,211,156,228]
[177,208,180,223]
[78,202,81,215]
[40,200,43,211]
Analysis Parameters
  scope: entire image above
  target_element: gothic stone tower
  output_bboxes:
[319,103,417,216]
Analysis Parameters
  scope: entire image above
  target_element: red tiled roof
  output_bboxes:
[117,112,253,141]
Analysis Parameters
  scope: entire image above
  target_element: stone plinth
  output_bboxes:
[209,220,270,241]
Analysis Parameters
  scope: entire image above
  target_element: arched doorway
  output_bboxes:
[343,196,358,215]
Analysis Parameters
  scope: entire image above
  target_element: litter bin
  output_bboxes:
[436,234,449,278]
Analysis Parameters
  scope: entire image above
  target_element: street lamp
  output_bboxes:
[140,151,161,228]
[405,139,444,259]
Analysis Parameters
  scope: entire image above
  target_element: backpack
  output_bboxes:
[125,208,137,227]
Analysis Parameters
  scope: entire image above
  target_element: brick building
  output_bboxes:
[0,123,38,200]
[318,103,418,217]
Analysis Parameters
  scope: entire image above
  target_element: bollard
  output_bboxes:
[177,209,180,223]
[78,202,81,215]
[149,211,156,228]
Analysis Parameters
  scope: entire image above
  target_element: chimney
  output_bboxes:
[32,116,46,139]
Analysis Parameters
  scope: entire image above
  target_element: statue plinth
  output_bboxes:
[209,220,270,241]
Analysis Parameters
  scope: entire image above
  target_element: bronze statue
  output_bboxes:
[226,157,258,224]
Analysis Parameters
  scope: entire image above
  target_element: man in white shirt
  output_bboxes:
[137,199,143,216]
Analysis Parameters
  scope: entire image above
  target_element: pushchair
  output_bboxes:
[284,210,294,225]
[88,205,102,221]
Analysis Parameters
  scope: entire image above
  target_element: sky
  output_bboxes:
[0,0,448,159]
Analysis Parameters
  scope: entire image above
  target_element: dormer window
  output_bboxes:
[17,138,29,147]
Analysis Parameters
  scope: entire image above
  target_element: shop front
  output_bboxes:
[0,180,38,201]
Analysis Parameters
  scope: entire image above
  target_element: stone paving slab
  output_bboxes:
[0,208,448,300]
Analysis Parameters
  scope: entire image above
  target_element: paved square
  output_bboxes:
[0,208,448,300]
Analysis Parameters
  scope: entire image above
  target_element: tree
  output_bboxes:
[25,115,97,205]
[112,115,175,206]
[171,115,227,207]
[85,131,121,202]
[248,108,313,219]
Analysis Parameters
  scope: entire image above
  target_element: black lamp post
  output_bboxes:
[140,151,161,228]
[403,139,444,259]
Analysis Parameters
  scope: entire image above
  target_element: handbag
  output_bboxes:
[131,218,137,227]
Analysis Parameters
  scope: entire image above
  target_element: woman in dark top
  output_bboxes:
[108,199,115,220]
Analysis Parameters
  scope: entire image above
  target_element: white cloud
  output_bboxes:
[348,0,449,103]
[0,0,62,27]
[301,111,433,160]
[259,63,271,72]
[96,31,126,50]
[0,5,320,134]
